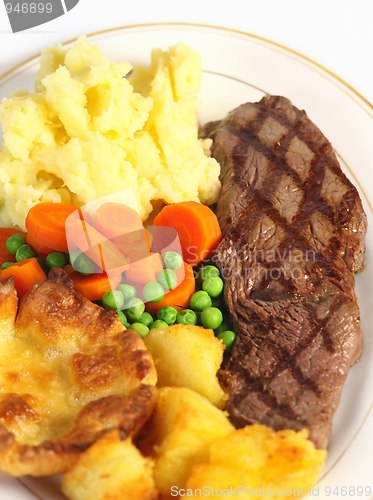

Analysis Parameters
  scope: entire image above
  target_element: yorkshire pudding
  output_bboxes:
[0,268,157,476]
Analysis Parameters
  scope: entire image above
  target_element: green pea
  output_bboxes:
[15,244,38,262]
[217,330,236,352]
[36,257,49,275]
[69,249,81,266]
[202,276,224,298]
[102,290,124,310]
[149,319,168,329]
[71,251,97,276]
[198,265,220,283]
[157,306,177,325]
[45,252,66,269]
[176,309,197,325]
[136,312,154,327]
[157,269,177,291]
[1,262,13,270]
[6,234,26,255]
[162,251,183,271]
[143,281,164,303]
[117,310,128,326]
[214,322,231,336]
[118,284,137,301]
[130,322,149,338]
[200,307,223,330]
[189,290,212,312]
[125,297,145,321]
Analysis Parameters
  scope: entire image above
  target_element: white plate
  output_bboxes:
[0,23,372,500]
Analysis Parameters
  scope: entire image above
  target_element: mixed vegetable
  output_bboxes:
[0,200,236,352]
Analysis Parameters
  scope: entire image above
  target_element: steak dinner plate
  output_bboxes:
[0,23,372,500]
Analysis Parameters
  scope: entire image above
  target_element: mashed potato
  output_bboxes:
[0,37,220,230]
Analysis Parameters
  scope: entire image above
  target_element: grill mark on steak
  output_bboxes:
[213,97,366,272]
[200,95,367,449]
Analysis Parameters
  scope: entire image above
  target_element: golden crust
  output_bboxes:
[0,269,157,477]
[16,269,124,347]
[0,276,18,328]
[62,430,159,500]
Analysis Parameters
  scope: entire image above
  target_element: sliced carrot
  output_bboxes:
[95,202,153,262]
[153,201,221,266]
[69,271,121,301]
[26,229,55,255]
[124,253,164,285]
[95,202,143,243]
[115,227,152,263]
[25,203,78,253]
[67,219,104,267]
[0,227,26,265]
[66,219,128,277]
[145,261,196,316]
[1,258,47,297]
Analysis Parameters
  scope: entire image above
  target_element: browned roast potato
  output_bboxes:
[62,430,158,500]
[0,268,157,477]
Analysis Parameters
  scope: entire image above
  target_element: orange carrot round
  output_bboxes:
[26,229,55,255]
[69,271,121,301]
[153,201,221,266]
[1,257,47,296]
[95,203,143,242]
[67,219,128,277]
[25,203,78,253]
[115,227,152,262]
[0,227,26,265]
[145,261,196,316]
[125,253,164,285]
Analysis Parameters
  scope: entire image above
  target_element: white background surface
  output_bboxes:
[0,0,373,107]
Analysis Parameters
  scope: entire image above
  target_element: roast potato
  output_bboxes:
[62,430,158,500]
[137,386,234,499]
[143,324,226,407]
[183,424,327,498]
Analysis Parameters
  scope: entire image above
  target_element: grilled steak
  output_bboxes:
[200,95,367,449]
